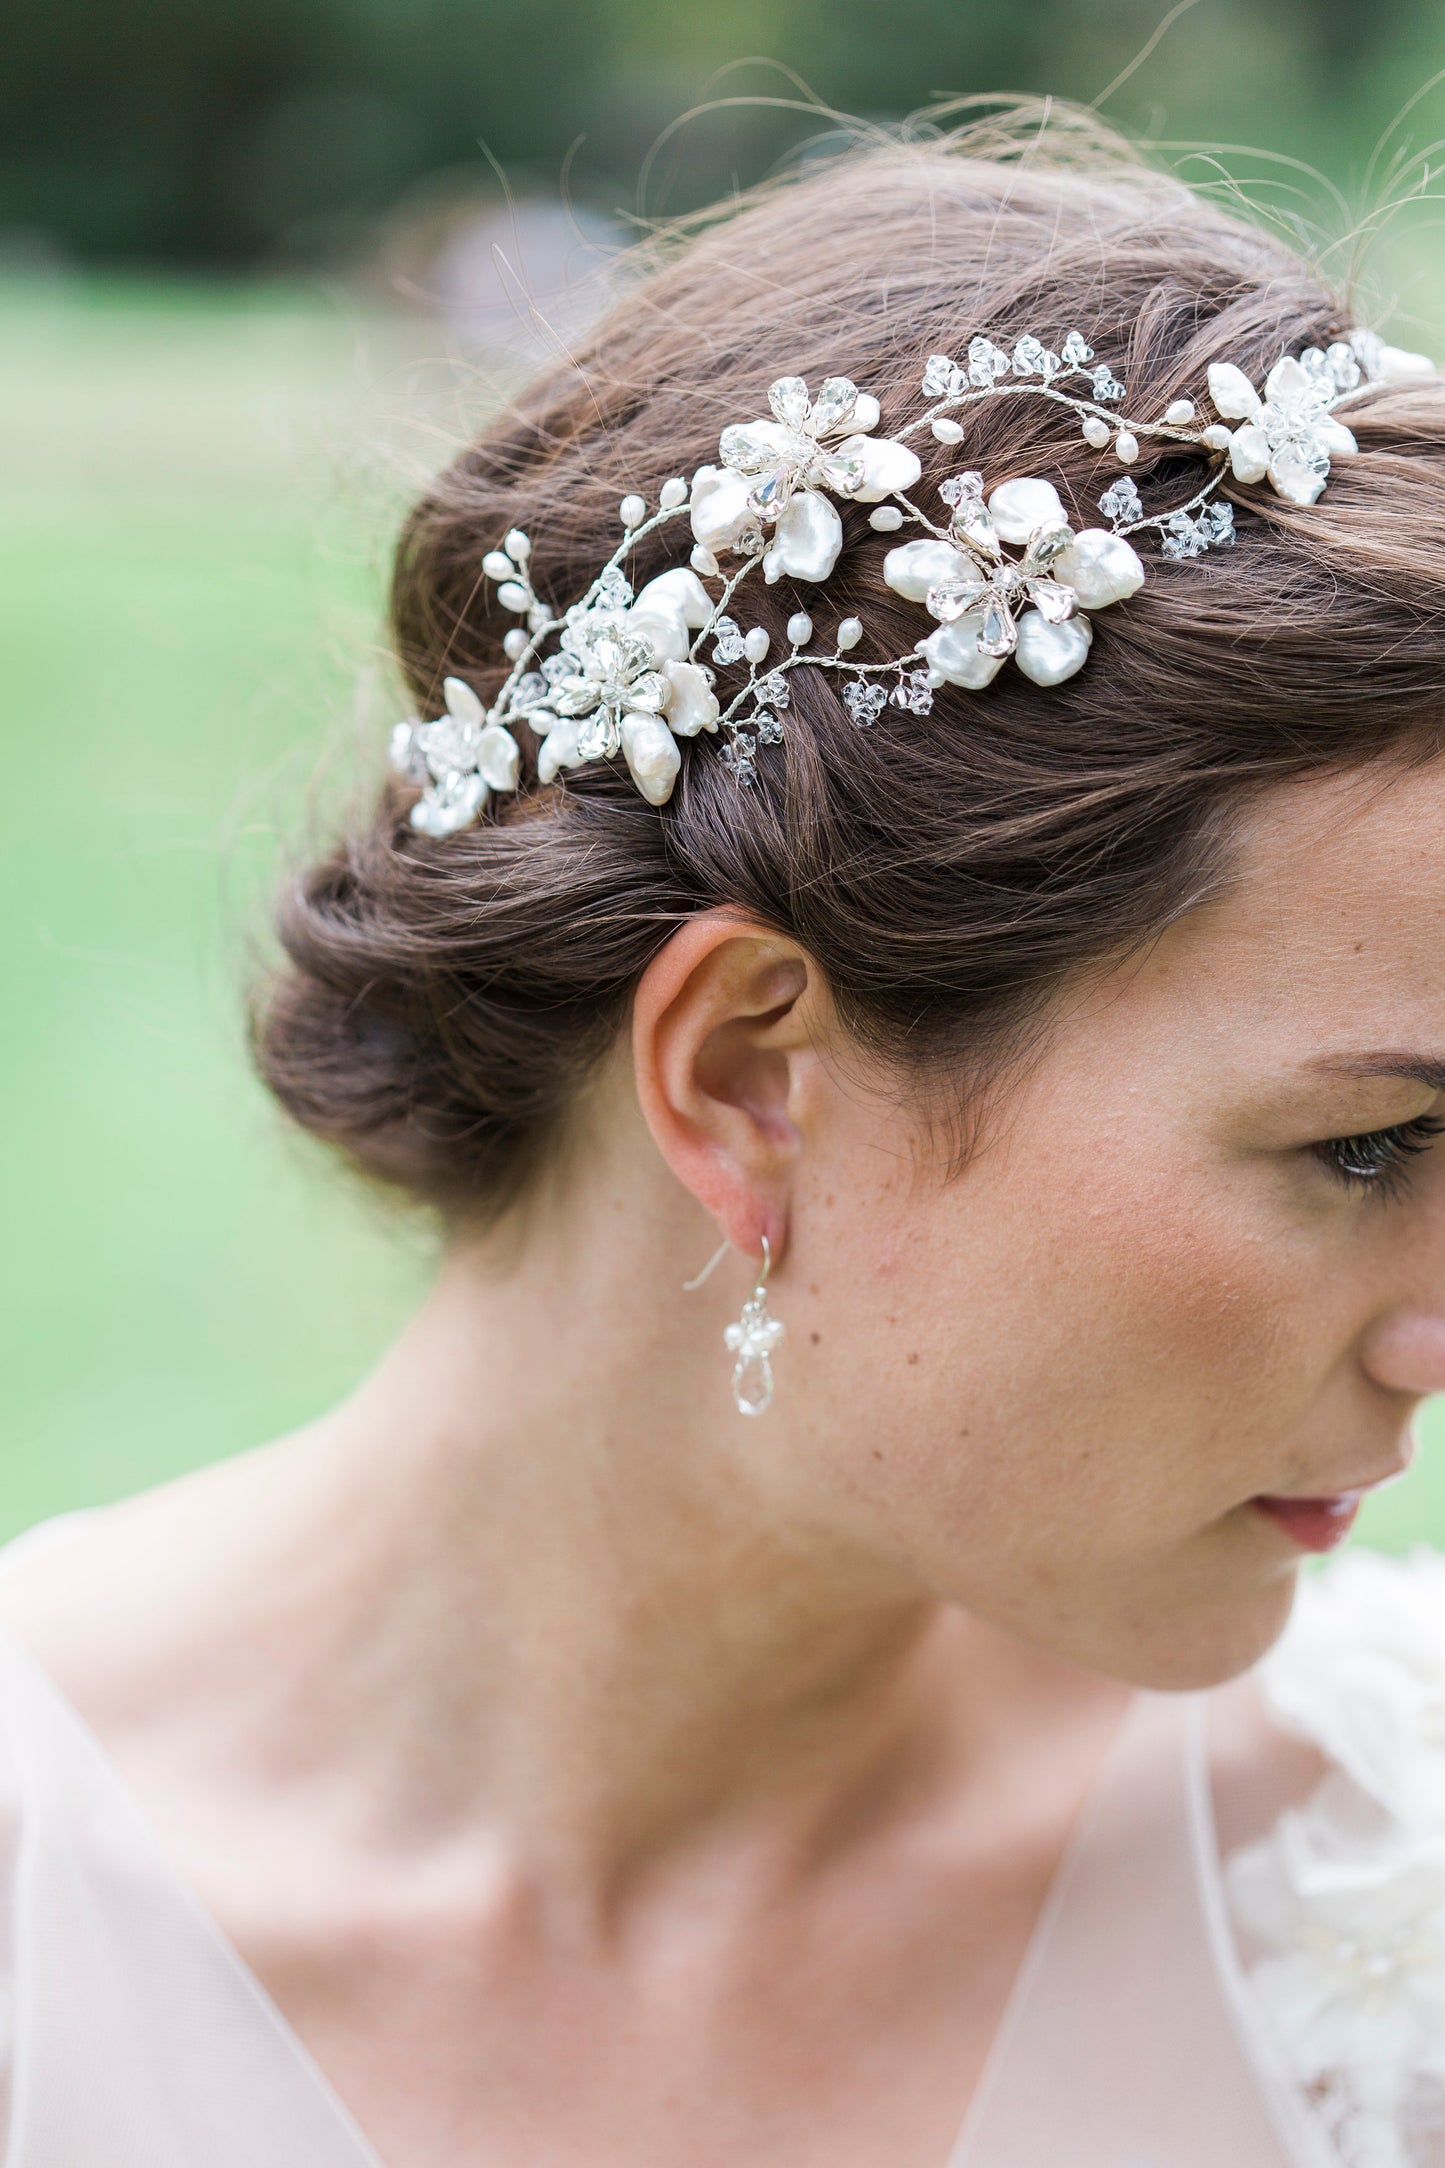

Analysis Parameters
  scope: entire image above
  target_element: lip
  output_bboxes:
[1252,1491,1364,1554]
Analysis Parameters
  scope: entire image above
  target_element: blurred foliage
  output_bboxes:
[4,0,1445,266]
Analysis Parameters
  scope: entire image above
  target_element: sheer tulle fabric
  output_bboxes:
[0,1520,1394,2166]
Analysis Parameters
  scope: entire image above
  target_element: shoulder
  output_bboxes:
[1224,1549,1445,2168]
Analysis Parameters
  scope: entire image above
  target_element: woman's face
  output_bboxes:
[779,759,1445,1688]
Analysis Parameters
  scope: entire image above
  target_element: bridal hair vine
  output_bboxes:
[389,324,1435,833]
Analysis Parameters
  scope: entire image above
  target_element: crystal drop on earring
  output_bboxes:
[723,1241,785,1416]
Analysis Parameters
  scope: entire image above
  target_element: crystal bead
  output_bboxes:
[978,600,1016,657]
[1012,335,1048,377]
[767,376,811,429]
[925,578,989,624]
[711,617,746,666]
[842,678,887,727]
[1098,478,1143,525]
[1061,330,1094,367]
[809,377,860,434]
[922,352,966,398]
[754,709,785,744]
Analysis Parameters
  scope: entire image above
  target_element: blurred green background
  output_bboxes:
[4,0,1445,1543]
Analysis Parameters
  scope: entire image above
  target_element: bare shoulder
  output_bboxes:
[0,1434,321,1740]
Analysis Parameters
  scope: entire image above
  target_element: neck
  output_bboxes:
[225,1188,1122,1910]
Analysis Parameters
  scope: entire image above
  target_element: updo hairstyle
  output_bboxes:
[253,113,1445,1222]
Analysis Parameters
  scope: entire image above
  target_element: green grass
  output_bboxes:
[1,270,1442,1550]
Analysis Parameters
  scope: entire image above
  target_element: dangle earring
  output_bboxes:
[683,1235,786,1417]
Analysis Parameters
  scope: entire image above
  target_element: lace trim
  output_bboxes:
[1225,1551,1445,2168]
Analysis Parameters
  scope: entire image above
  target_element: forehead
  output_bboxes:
[1078,755,1445,1065]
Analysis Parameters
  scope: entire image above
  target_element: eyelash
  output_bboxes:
[1314,1115,1445,1199]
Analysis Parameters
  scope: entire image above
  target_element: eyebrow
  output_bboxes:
[1308,1054,1445,1093]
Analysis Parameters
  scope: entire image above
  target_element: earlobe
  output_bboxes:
[631,910,821,1258]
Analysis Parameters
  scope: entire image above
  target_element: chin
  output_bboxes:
[1114,1566,1303,1694]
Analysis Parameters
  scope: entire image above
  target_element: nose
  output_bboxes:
[1360,1311,1445,1397]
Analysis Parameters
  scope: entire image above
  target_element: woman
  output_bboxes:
[1,113,1443,2166]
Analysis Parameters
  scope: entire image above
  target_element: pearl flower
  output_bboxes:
[882,475,1143,690]
[1206,354,1359,506]
[690,374,922,585]
[530,569,719,806]
[389,676,521,837]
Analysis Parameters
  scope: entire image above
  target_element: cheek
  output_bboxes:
[794,1125,1308,1548]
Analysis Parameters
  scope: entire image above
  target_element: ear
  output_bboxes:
[631,911,830,1263]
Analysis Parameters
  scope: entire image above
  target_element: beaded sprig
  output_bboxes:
[389,324,1433,830]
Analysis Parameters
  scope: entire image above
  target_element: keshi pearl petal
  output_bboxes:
[690,543,720,577]
[1263,356,1312,407]
[837,432,923,502]
[850,392,881,432]
[634,567,714,627]
[987,477,1066,544]
[660,659,720,737]
[620,712,682,805]
[619,493,647,528]
[443,676,486,725]
[882,537,971,601]
[836,617,863,650]
[743,626,771,664]
[787,612,813,646]
[1228,424,1271,484]
[869,505,904,531]
[1053,529,1146,609]
[931,417,964,443]
[1014,609,1093,686]
[761,490,843,584]
[537,719,583,783]
[1375,342,1436,382]
[1082,415,1112,448]
[1317,417,1358,458]
[1206,362,1262,422]
[1114,431,1139,463]
[920,616,1005,689]
[1164,398,1196,425]
[659,476,688,509]
[689,466,754,551]
[476,725,521,792]
[625,605,690,663]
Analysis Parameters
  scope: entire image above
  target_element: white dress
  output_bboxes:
[0,1517,1439,2168]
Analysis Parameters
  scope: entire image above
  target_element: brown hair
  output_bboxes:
[252,110,1445,1221]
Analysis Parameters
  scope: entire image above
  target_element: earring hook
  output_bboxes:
[682,1232,774,1294]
